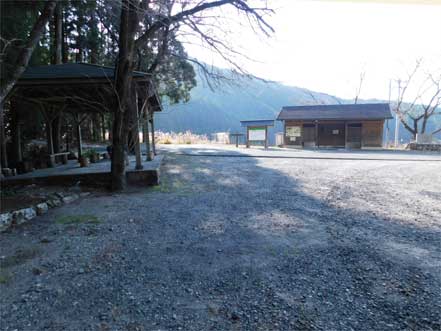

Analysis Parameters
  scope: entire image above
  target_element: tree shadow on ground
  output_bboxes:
[148,148,440,331]
[0,147,440,331]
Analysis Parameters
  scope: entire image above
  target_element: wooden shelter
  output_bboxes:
[277,103,392,149]
[240,120,275,149]
[6,63,161,172]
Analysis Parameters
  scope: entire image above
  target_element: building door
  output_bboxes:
[347,123,362,149]
[302,124,316,147]
[318,123,345,147]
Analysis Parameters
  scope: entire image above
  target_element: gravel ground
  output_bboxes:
[1,146,440,331]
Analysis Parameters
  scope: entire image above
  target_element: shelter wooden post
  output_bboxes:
[315,121,319,148]
[66,124,70,152]
[246,128,250,148]
[150,111,156,156]
[12,122,22,164]
[46,118,56,167]
[264,126,269,149]
[52,115,62,153]
[76,121,82,159]
[144,113,152,161]
[72,113,87,160]
[101,113,106,141]
[46,119,54,155]
[133,90,143,170]
[11,100,22,164]
[344,121,348,149]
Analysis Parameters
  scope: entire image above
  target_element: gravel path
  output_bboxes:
[1,147,440,331]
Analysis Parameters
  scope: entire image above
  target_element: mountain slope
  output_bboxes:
[156,74,341,135]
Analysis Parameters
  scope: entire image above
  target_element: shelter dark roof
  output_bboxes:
[240,119,275,127]
[13,63,162,112]
[19,63,149,81]
[277,103,393,121]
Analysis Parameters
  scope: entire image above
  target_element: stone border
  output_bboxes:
[408,143,441,152]
[0,192,90,233]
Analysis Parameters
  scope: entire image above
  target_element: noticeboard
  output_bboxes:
[286,126,301,137]
[249,127,266,141]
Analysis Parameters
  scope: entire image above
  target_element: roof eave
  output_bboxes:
[278,117,392,121]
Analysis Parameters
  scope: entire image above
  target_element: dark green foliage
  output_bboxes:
[137,34,197,104]
[0,1,51,77]
[1,0,196,102]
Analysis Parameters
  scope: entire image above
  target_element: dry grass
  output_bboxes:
[155,131,211,145]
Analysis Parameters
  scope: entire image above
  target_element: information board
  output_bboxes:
[249,127,266,141]
[286,126,301,137]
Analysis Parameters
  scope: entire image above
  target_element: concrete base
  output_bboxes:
[1,156,163,189]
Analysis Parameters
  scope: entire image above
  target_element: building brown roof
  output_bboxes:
[277,103,393,121]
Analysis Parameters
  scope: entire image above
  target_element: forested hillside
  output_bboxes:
[155,73,341,136]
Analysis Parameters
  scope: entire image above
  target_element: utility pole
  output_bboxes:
[385,79,391,148]
[394,80,401,148]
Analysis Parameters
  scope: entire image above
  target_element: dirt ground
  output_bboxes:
[1,146,440,331]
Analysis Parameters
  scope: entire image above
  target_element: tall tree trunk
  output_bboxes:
[0,103,7,169]
[54,3,63,65]
[421,113,429,134]
[50,4,63,153]
[89,11,100,64]
[62,8,69,63]
[111,0,140,191]
[413,119,418,140]
[76,14,84,62]
[0,0,57,108]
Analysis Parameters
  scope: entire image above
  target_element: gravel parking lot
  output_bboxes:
[1,146,440,331]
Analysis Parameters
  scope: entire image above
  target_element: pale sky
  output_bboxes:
[182,0,441,102]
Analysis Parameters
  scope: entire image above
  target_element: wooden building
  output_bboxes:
[277,103,392,149]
